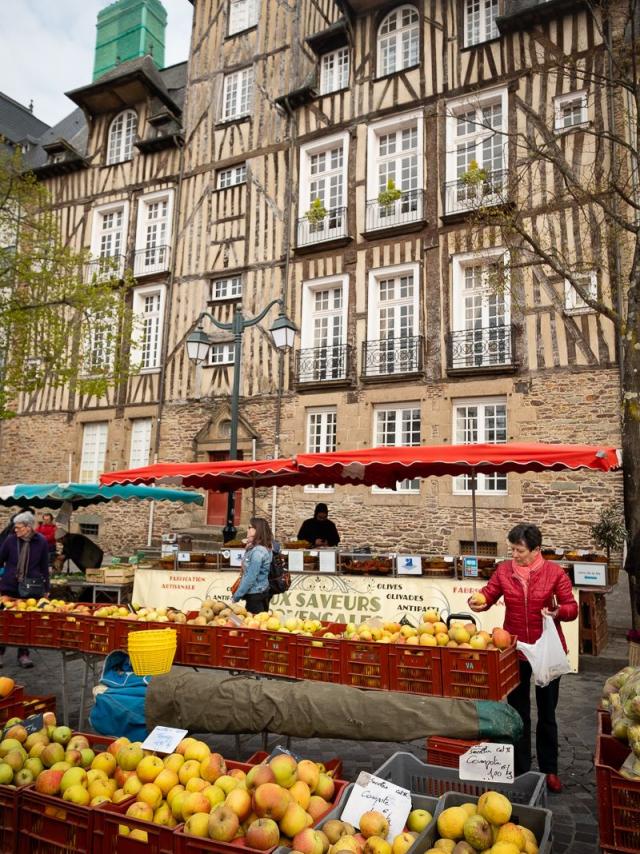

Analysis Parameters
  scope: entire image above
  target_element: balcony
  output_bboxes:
[296,206,349,250]
[444,169,508,217]
[364,189,426,236]
[446,325,518,375]
[84,255,126,282]
[295,344,353,387]
[134,245,171,277]
[361,336,423,380]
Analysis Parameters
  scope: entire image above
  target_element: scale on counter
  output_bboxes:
[462,556,479,578]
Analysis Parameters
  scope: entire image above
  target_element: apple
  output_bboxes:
[60,766,87,793]
[167,784,185,806]
[88,778,116,800]
[137,755,164,783]
[112,788,131,804]
[202,784,226,810]
[43,712,57,727]
[246,763,276,790]
[116,743,144,771]
[64,749,83,767]
[129,829,149,842]
[14,768,34,787]
[215,774,241,795]
[24,757,44,777]
[154,768,179,796]
[321,820,347,844]
[229,767,247,784]
[171,791,188,821]
[270,754,298,789]
[114,767,135,789]
[182,790,211,819]
[492,628,512,650]
[67,735,90,752]
[183,740,210,763]
[208,805,240,842]
[253,782,291,820]
[407,809,432,833]
[0,738,24,758]
[24,732,49,752]
[184,812,210,837]
[364,837,392,854]
[123,775,143,796]
[63,784,91,805]
[225,786,253,820]
[35,768,65,795]
[296,760,320,793]
[314,773,335,802]
[137,783,163,810]
[3,749,25,772]
[126,801,154,822]
[4,725,28,744]
[178,760,202,786]
[79,749,95,768]
[91,751,117,777]
[176,737,197,756]
[293,828,326,854]
[107,737,130,758]
[51,726,72,746]
[307,795,331,822]
[359,812,389,840]
[331,835,364,854]
[153,803,176,827]
[164,753,185,774]
[280,802,311,838]
[87,768,108,784]
[289,780,312,810]
[246,817,281,850]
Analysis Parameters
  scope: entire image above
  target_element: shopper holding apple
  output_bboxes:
[468,522,577,794]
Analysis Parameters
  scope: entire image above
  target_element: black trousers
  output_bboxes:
[508,659,561,775]
[243,591,270,615]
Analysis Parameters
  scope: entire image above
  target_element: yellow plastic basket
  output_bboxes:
[127,629,177,676]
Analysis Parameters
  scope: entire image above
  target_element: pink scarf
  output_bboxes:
[512,552,544,589]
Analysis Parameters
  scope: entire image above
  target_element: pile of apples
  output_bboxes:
[0,596,92,614]
[343,609,512,651]
[0,713,83,789]
[317,806,433,854]
[186,601,337,638]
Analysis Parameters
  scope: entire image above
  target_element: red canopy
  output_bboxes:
[101,443,620,491]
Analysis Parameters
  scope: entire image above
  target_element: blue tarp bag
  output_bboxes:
[89,650,151,740]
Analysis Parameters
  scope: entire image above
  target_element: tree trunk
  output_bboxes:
[622,340,640,629]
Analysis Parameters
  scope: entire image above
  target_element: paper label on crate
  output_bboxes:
[341,773,411,841]
[459,743,514,783]
[287,550,304,572]
[142,726,188,754]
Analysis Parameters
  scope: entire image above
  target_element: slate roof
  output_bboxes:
[0,91,50,147]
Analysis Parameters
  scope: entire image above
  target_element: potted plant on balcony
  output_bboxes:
[377,178,403,210]
[460,159,489,186]
[305,197,328,225]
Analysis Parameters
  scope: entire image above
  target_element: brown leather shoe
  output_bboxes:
[546,773,562,793]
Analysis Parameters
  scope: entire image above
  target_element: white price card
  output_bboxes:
[287,550,304,572]
[340,772,412,841]
[141,726,188,755]
[459,743,514,784]
[177,552,190,562]
[229,549,244,567]
[319,551,336,573]
[573,562,607,586]
[397,555,422,575]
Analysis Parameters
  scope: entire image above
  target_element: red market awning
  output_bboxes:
[100,457,300,490]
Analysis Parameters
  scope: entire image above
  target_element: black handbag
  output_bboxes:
[18,577,47,599]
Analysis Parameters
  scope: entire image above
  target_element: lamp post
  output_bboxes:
[186,299,296,542]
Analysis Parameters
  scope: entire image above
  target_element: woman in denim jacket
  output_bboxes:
[231,517,272,614]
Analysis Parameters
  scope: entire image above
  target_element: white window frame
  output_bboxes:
[228,0,258,35]
[463,0,499,48]
[107,109,137,165]
[564,271,597,314]
[554,91,589,132]
[377,5,420,78]
[210,275,243,302]
[372,404,421,494]
[304,407,337,493]
[79,422,109,484]
[134,189,174,275]
[209,342,235,366]
[82,309,116,376]
[300,274,349,382]
[131,284,167,372]
[298,131,349,243]
[217,163,247,189]
[221,67,254,121]
[129,418,152,469]
[89,201,129,278]
[367,262,420,340]
[452,396,508,495]
[319,47,350,95]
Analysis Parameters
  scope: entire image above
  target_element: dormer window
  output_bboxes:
[377,6,419,78]
[107,109,137,165]
[228,0,258,35]
[320,47,350,95]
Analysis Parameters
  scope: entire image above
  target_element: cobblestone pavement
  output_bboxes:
[1,577,633,854]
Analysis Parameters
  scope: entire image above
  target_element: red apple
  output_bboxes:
[208,805,240,842]
[253,782,291,820]
[246,817,281,850]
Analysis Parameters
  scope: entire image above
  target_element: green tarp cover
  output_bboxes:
[146,670,522,743]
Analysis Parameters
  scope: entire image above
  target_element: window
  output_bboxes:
[83,310,115,374]
[79,523,99,537]
[217,163,247,188]
[453,398,507,493]
[320,47,350,95]
[366,264,420,376]
[298,133,349,245]
[132,286,166,371]
[222,68,253,121]
[90,203,128,279]
[564,271,597,314]
[209,343,235,365]
[305,407,337,492]
[464,0,498,47]
[129,418,152,468]
[228,0,258,35]
[445,87,508,214]
[377,6,419,77]
[211,275,242,301]
[79,422,108,483]
[451,250,512,369]
[300,275,348,382]
[135,192,173,275]
[554,91,588,131]
[366,111,423,230]
[107,110,137,164]
[373,405,421,493]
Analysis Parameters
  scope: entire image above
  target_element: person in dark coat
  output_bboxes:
[297,503,340,547]
[58,532,104,572]
[0,510,50,668]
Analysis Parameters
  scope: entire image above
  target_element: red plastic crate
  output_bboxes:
[426,736,481,767]
[22,694,57,719]
[18,786,97,853]
[246,751,344,779]
[596,733,640,853]
[93,798,173,854]
[80,613,117,655]
[0,784,19,854]
[251,631,297,677]
[388,646,442,696]
[216,625,253,671]
[440,641,519,700]
[0,611,31,646]
[340,638,390,690]
[598,708,612,735]
[58,613,85,650]
[0,686,25,727]
[296,634,342,684]
[73,731,116,751]
[112,617,146,651]
[29,611,61,648]
[175,623,215,667]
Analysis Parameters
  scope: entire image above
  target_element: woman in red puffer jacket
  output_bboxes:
[468,523,578,794]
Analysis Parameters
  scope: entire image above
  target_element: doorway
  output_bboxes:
[206,451,243,526]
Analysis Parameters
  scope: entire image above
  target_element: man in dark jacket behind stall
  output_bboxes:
[297,503,340,547]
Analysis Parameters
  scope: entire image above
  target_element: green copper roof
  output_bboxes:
[93,0,167,81]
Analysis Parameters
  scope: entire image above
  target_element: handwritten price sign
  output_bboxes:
[459,743,514,784]
[341,773,412,841]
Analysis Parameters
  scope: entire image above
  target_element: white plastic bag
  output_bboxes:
[516,614,571,687]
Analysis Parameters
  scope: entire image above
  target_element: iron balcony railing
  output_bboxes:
[297,206,348,247]
[446,324,516,370]
[444,168,508,215]
[365,188,425,232]
[362,335,423,377]
[133,245,171,276]
[84,254,126,282]
[295,344,352,384]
